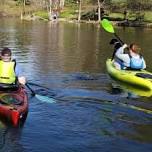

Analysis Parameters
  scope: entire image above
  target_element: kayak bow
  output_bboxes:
[0,85,28,126]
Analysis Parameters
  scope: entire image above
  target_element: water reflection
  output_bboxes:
[118,123,152,143]
[111,82,152,98]
[0,120,26,152]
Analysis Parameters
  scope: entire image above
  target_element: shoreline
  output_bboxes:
[1,14,152,28]
[114,20,152,28]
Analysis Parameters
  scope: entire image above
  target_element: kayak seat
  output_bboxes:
[136,73,152,79]
[0,83,19,91]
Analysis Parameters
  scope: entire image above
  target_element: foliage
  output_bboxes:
[14,0,31,5]
[60,6,77,19]
[144,11,152,22]
[34,10,48,19]
[127,0,152,10]
[108,12,124,19]
[60,11,76,18]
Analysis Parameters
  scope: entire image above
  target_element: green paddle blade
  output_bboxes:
[35,94,56,103]
[100,19,115,33]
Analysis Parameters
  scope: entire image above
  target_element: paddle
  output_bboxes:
[25,83,56,103]
[27,82,50,90]
[100,18,124,44]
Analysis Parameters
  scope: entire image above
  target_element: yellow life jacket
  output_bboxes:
[0,60,16,84]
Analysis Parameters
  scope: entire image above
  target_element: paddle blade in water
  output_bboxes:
[100,19,115,33]
[35,94,56,103]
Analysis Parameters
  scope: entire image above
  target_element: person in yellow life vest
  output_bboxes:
[0,47,26,85]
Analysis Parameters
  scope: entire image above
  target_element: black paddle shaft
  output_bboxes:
[114,33,124,45]
[26,84,36,96]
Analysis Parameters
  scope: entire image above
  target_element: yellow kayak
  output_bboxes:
[106,59,152,92]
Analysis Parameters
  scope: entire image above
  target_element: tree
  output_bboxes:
[48,0,52,20]
[59,0,65,9]
[97,0,101,22]
[78,0,82,22]
[21,0,26,19]
[97,0,105,22]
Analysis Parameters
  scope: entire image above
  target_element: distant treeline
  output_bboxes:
[1,0,152,21]
[1,0,152,11]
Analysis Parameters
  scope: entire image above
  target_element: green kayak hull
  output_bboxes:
[106,59,152,92]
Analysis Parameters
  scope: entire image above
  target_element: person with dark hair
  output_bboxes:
[114,43,146,70]
[0,47,26,85]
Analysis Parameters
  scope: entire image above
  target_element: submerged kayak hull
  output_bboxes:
[0,86,28,126]
[106,59,152,91]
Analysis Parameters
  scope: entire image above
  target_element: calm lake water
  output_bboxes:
[0,19,152,152]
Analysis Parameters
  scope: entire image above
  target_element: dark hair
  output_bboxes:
[1,47,12,56]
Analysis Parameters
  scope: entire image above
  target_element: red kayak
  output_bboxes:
[0,84,28,126]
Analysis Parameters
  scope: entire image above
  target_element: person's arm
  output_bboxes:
[115,44,128,55]
[115,44,130,67]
